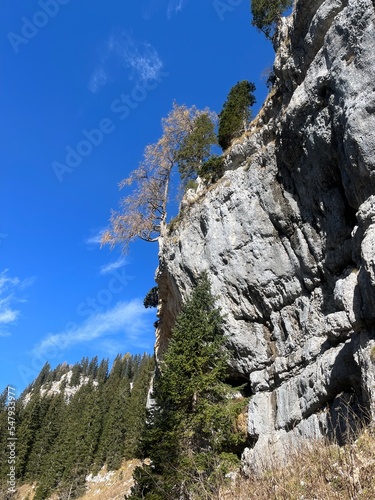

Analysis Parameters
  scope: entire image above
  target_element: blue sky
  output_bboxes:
[0,0,275,395]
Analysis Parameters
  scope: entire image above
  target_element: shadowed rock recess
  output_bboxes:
[155,0,375,472]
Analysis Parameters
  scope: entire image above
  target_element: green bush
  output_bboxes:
[185,179,198,192]
[199,156,225,184]
[143,286,159,309]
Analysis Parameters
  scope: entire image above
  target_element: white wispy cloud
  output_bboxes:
[108,31,163,81]
[0,309,18,324]
[88,66,108,94]
[100,256,127,275]
[0,269,33,336]
[167,0,185,18]
[96,338,145,358]
[85,228,106,246]
[85,232,130,277]
[143,0,186,19]
[32,300,154,357]
[88,31,163,92]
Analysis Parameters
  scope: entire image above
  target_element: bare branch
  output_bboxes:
[102,103,217,252]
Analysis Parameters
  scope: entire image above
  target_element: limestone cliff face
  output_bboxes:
[156,0,375,470]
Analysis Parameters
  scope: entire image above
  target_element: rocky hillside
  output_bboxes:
[156,0,375,472]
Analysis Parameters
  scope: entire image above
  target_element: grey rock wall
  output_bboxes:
[155,0,375,471]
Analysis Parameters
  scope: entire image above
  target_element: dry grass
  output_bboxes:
[220,428,375,500]
[11,459,141,500]
[76,459,141,500]
[9,427,375,499]
[13,482,36,499]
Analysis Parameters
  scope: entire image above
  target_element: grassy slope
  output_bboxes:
[13,459,141,500]
[221,428,375,499]
[11,429,375,499]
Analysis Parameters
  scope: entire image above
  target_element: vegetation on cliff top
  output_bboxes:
[251,0,294,40]
[102,80,257,251]
[101,103,218,252]
[218,80,256,151]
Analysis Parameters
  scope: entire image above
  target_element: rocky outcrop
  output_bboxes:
[156,0,375,471]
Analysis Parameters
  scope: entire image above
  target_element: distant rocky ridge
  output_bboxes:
[23,370,98,406]
[155,0,375,472]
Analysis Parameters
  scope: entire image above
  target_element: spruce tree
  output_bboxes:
[124,354,155,459]
[33,362,51,390]
[70,363,82,386]
[31,393,67,499]
[218,80,256,151]
[97,371,131,470]
[56,382,103,497]
[97,358,109,385]
[130,274,247,499]
[16,388,44,479]
[22,393,65,481]
[87,356,99,379]
[9,353,155,498]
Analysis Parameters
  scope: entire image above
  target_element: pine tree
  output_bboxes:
[55,382,103,497]
[176,113,218,182]
[218,80,256,151]
[30,393,67,499]
[124,354,155,459]
[251,0,293,40]
[22,394,64,480]
[33,362,51,390]
[16,388,44,479]
[81,356,90,377]
[9,354,155,498]
[70,363,82,386]
[87,356,99,379]
[129,274,247,499]
[51,362,70,382]
[96,358,131,470]
[97,358,109,385]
